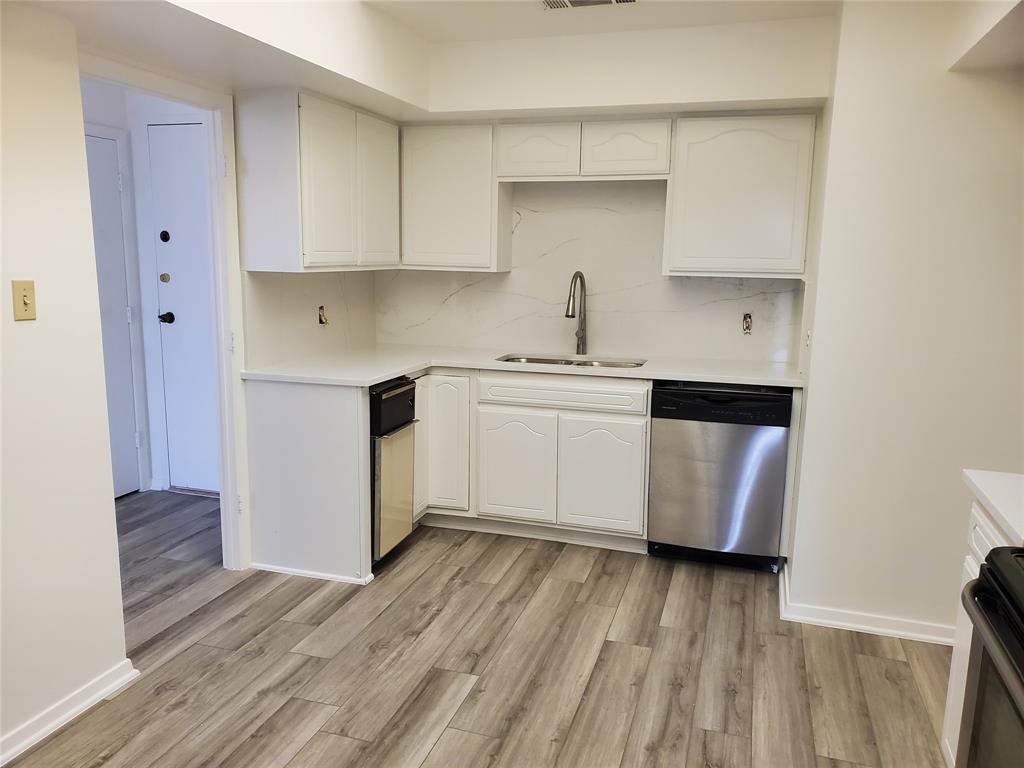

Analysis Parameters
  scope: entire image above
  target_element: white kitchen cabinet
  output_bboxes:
[581,119,671,175]
[663,114,814,275]
[496,123,581,177]
[235,88,399,272]
[401,125,495,269]
[427,375,470,510]
[557,413,646,534]
[478,405,558,523]
[298,93,357,266]
[356,112,400,266]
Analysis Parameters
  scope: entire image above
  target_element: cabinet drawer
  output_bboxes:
[478,373,649,415]
[496,123,581,177]
[581,119,671,175]
[968,501,1007,564]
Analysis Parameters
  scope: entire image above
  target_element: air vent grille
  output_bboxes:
[542,0,636,10]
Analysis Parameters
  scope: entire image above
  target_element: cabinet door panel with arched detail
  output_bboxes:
[478,405,558,523]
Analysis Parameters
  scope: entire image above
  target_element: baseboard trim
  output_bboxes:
[251,561,374,586]
[0,658,138,765]
[420,512,649,554]
[779,565,955,645]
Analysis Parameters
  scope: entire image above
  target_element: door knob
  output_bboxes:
[158,312,175,324]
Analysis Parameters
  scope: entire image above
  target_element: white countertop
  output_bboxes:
[240,344,804,389]
[964,468,1024,544]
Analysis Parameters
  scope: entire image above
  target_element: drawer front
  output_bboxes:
[478,375,649,415]
[968,501,1007,564]
[496,123,581,177]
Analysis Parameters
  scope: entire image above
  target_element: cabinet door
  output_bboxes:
[557,413,646,534]
[943,554,981,764]
[356,113,399,265]
[413,376,430,515]
[665,115,814,274]
[298,93,357,266]
[427,375,470,510]
[478,405,557,523]
[401,125,493,268]
[581,119,671,175]
[496,123,581,177]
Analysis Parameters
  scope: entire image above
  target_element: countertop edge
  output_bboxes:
[963,468,1024,544]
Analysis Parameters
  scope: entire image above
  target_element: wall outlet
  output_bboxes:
[11,280,36,321]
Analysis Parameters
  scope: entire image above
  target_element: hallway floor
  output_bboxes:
[13,493,951,767]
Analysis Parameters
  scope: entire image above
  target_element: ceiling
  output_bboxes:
[367,0,839,43]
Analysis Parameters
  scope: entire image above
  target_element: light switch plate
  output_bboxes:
[12,280,36,321]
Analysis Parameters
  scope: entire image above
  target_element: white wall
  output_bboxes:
[374,181,803,362]
[0,4,136,760]
[428,15,838,114]
[243,272,376,368]
[788,1,1024,641]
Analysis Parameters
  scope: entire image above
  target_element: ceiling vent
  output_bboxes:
[542,0,636,10]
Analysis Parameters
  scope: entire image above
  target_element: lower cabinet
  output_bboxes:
[478,405,558,523]
[557,413,646,534]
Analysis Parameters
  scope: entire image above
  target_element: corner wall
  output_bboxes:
[1,4,136,760]
[787,1,1024,641]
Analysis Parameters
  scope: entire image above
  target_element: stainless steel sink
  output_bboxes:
[497,353,646,369]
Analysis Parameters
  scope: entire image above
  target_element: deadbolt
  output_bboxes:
[160,273,171,283]
[159,230,170,242]
[158,312,175,324]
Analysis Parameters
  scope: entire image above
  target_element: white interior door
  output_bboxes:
[86,133,140,497]
[148,123,220,492]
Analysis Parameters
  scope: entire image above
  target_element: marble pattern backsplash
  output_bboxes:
[374,181,802,362]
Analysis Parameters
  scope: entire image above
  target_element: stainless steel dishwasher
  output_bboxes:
[648,381,792,571]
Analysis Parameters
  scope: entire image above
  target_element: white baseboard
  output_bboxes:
[420,511,649,554]
[251,561,374,586]
[0,658,138,765]
[779,565,955,645]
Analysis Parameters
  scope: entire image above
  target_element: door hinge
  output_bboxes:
[236,495,244,514]
[117,172,123,193]
[126,305,133,324]
[221,153,228,179]
[134,431,141,449]
[227,332,236,353]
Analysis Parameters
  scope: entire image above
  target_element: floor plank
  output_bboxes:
[851,632,907,661]
[576,549,639,607]
[752,633,817,768]
[435,540,560,674]
[685,729,752,768]
[491,601,616,768]
[620,627,705,768]
[460,535,531,584]
[200,575,323,650]
[555,640,650,768]
[421,728,503,768]
[292,536,454,658]
[354,668,478,768]
[547,543,602,583]
[857,654,945,768]
[439,530,498,567]
[753,571,802,638]
[219,697,337,768]
[608,555,673,647]
[451,577,581,737]
[693,569,755,737]
[279,579,359,625]
[660,559,715,632]
[901,639,952,742]
[282,732,367,768]
[802,625,881,767]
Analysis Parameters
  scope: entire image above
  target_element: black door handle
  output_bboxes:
[158,312,175,324]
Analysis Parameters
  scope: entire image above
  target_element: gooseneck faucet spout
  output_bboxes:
[564,271,587,355]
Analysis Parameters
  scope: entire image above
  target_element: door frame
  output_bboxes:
[84,123,150,494]
[79,57,249,570]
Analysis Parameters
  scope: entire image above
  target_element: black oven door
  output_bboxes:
[960,563,1024,768]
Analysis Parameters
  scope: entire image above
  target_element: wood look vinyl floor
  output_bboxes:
[13,491,952,768]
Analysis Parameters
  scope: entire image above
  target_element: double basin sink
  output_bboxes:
[497,353,646,369]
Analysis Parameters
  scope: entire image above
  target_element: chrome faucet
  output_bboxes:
[564,270,587,355]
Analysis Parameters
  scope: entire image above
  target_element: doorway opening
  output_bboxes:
[82,76,229,652]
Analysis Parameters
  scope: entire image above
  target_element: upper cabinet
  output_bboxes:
[581,119,672,175]
[496,123,581,177]
[402,124,505,271]
[663,114,815,276]
[236,89,399,272]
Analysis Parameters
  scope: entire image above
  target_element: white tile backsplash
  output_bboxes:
[374,181,802,362]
